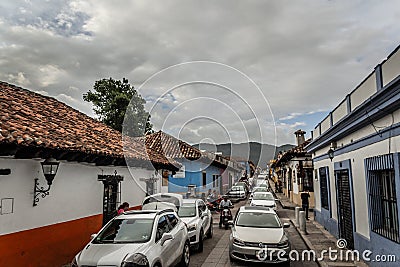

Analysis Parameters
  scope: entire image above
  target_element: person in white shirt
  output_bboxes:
[219,195,233,227]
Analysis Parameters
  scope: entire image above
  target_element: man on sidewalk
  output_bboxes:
[301,190,310,220]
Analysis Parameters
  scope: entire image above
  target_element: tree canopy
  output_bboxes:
[83,78,153,136]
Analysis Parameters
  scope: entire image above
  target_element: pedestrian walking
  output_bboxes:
[300,190,310,220]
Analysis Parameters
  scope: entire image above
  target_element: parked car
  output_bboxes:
[249,186,269,199]
[72,208,190,267]
[255,178,269,189]
[226,185,247,202]
[142,193,184,212]
[250,192,277,210]
[178,198,213,251]
[229,206,290,264]
[235,181,250,194]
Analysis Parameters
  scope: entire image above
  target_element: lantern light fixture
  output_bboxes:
[33,158,60,206]
[328,148,335,161]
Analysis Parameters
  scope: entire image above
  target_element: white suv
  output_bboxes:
[72,209,190,267]
[178,199,213,251]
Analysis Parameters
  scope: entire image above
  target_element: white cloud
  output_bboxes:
[1,0,400,146]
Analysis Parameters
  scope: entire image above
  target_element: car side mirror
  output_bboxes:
[283,223,290,228]
[160,232,173,245]
[227,220,234,225]
[90,234,97,240]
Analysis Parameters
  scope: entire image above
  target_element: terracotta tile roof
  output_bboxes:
[0,81,175,168]
[272,139,312,166]
[145,131,202,160]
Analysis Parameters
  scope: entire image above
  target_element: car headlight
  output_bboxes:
[278,234,289,247]
[121,253,149,267]
[233,237,245,246]
[188,223,197,232]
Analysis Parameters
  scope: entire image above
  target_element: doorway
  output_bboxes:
[336,169,354,249]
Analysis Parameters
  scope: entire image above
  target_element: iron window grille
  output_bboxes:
[366,154,399,243]
[319,167,330,210]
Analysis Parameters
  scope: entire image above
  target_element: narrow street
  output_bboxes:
[189,199,319,267]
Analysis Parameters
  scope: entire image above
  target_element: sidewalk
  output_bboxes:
[269,180,368,267]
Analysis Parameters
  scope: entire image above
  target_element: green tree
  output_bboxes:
[83,77,153,136]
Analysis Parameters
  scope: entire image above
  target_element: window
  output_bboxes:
[303,168,314,192]
[319,167,330,210]
[212,175,219,187]
[366,154,399,243]
[156,215,170,242]
[202,172,207,187]
[166,214,178,229]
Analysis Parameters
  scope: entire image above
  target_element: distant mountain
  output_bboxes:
[193,142,295,167]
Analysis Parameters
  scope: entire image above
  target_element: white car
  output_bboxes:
[229,206,290,264]
[142,193,184,212]
[250,192,277,210]
[249,186,269,199]
[72,209,190,267]
[178,198,213,251]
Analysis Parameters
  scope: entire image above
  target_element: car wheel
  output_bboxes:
[179,241,190,267]
[198,229,204,252]
[206,219,213,238]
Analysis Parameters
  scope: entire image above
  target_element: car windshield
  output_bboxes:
[253,193,274,200]
[143,195,180,207]
[93,218,153,243]
[231,186,243,191]
[254,187,268,192]
[236,212,281,228]
[178,204,196,217]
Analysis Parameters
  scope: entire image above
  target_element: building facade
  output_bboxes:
[145,131,243,197]
[0,82,176,267]
[307,46,400,266]
[271,130,314,207]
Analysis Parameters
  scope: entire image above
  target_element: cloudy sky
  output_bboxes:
[1,0,400,146]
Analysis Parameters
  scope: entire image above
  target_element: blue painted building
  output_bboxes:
[307,45,400,266]
[145,131,243,197]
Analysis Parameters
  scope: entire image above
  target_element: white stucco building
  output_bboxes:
[307,45,400,266]
[0,82,177,267]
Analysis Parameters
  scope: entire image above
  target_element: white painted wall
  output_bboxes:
[0,158,154,235]
[350,73,376,109]
[382,48,400,86]
[313,133,400,239]
[332,100,347,125]
[320,116,331,134]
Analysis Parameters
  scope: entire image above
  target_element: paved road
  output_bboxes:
[189,198,319,267]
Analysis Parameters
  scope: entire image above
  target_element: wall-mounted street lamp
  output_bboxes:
[327,148,334,161]
[33,158,60,206]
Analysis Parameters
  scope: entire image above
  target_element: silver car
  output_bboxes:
[178,199,213,251]
[72,209,190,267]
[229,206,290,264]
[250,192,277,211]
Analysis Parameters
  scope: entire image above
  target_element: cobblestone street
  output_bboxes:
[190,199,319,267]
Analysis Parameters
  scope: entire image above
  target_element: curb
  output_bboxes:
[290,219,325,267]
